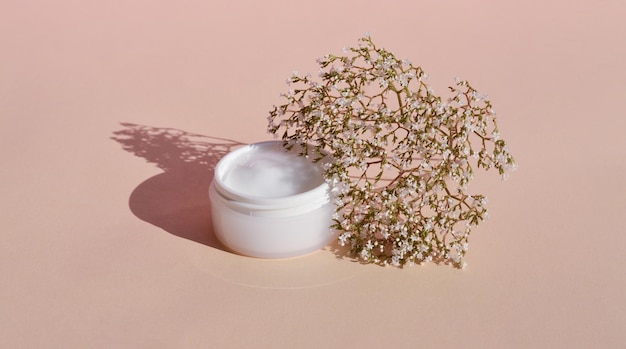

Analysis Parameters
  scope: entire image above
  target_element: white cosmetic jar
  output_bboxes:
[209,141,335,258]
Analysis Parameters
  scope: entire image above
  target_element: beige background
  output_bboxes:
[2,0,625,348]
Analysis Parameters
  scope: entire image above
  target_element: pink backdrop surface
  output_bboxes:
[1,0,625,347]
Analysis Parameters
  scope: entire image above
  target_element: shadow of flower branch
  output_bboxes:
[112,122,245,251]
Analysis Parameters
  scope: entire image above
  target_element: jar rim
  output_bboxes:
[213,141,330,209]
[209,182,330,216]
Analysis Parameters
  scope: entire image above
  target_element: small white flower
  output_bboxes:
[381,229,390,239]
[338,233,350,246]
[360,249,370,259]
[391,255,401,266]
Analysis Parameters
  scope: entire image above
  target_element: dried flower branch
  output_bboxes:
[268,34,516,268]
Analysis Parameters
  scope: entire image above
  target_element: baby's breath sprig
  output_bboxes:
[268,35,516,268]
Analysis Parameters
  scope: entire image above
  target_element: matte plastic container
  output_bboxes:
[209,141,335,258]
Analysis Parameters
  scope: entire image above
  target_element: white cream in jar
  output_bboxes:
[209,141,335,258]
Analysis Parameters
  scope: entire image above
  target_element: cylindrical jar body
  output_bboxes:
[209,141,335,258]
